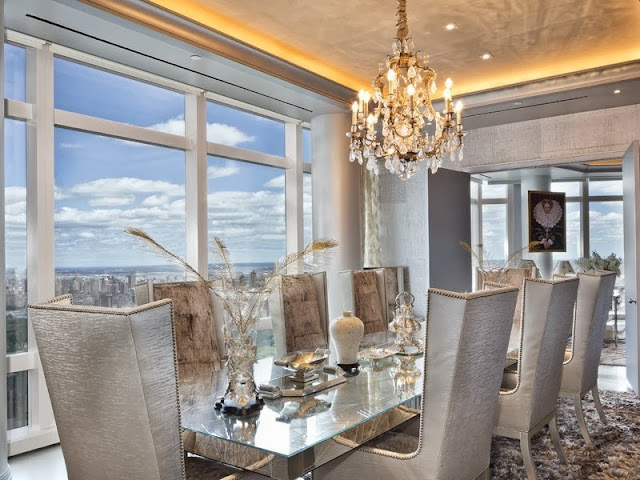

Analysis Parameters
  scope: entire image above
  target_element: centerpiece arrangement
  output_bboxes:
[576,251,622,276]
[125,227,337,415]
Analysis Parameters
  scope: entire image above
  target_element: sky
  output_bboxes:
[4,46,312,270]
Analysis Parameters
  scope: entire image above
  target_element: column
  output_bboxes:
[311,113,361,320]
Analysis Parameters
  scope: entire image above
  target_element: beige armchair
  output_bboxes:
[268,272,329,357]
[494,277,579,480]
[339,269,388,334]
[314,286,519,480]
[560,270,616,446]
[28,295,262,480]
[135,280,223,378]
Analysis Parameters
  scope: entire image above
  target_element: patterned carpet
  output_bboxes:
[600,340,626,367]
[491,390,640,479]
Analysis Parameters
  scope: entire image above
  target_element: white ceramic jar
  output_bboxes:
[330,310,364,369]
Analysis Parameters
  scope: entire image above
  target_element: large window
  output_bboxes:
[54,129,186,307]
[3,36,310,453]
[207,157,285,270]
[5,119,28,431]
[479,184,508,267]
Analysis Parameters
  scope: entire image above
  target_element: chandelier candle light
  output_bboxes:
[347,0,465,181]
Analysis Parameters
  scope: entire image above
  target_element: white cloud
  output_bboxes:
[146,115,186,136]
[79,232,95,238]
[264,175,285,189]
[65,177,184,198]
[5,186,26,205]
[146,115,255,148]
[207,164,240,180]
[141,194,170,207]
[207,123,255,146]
[88,195,136,207]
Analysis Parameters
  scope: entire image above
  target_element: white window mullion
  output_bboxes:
[14,42,58,455]
[285,122,303,270]
[185,92,209,277]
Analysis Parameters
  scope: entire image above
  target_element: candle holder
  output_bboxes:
[388,291,424,355]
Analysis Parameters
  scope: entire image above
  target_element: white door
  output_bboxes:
[623,141,640,393]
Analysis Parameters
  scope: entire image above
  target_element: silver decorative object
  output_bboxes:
[274,348,331,384]
[388,291,424,354]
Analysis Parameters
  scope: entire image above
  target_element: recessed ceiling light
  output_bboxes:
[190,54,202,61]
[481,53,493,60]
[514,101,524,106]
[613,89,621,94]
[444,23,458,31]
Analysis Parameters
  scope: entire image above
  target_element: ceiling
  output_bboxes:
[6,0,640,129]
[141,0,640,96]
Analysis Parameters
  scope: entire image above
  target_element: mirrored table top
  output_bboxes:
[180,345,424,458]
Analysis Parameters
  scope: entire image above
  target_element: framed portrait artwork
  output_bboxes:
[528,190,566,252]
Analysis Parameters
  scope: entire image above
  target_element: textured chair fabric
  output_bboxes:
[365,266,405,322]
[314,286,519,480]
[28,295,257,480]
[268,272,329,357]
[493,277,579,480]
[482,267,535,352]
[339,269,388,334]
[135,281,222,378]
[560,270,616,445]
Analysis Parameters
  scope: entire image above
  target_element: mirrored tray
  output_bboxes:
[358,346,398,361]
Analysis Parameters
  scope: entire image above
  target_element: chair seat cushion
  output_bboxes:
[500,371,519,392]
[282,275,325,352]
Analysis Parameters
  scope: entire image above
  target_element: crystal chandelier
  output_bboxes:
[347,0,465,181]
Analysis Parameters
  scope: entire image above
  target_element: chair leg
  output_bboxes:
[591,386,607,425]
[519,432,538,480]
[573,394,593,446]
[548,415,567,464]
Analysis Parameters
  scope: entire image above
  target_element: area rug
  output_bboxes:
[491,390,640,479]
[600,340,626,367]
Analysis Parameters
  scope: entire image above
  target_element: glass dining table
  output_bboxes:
[180,331,424,480]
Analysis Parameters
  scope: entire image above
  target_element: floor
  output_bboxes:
[8,365,635,480]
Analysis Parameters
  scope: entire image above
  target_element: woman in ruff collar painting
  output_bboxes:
[528,191,566,252]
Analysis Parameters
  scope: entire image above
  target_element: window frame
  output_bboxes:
[3,30,311,455]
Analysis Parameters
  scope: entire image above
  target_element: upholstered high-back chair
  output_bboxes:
[28,295,253,480]
[494,277,579,480]
[135,280,223,378]
[339,269,388,334]
[483,267,536,352]
[268,272,329,357]
[314,286,519,480]
[560,270,616,445]
[365,266,405,322]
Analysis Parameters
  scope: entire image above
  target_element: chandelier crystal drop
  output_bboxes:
[347,0,465,181]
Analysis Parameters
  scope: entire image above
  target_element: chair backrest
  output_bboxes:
[514,277,579,426]
[418,286,519,478]
[483,267,535,352]
[365,266,405,322]
[562,271,616,393]
[152,281,222,378]
[268,272,329,357]
[29,296,184,480]
[339,269,388,334]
